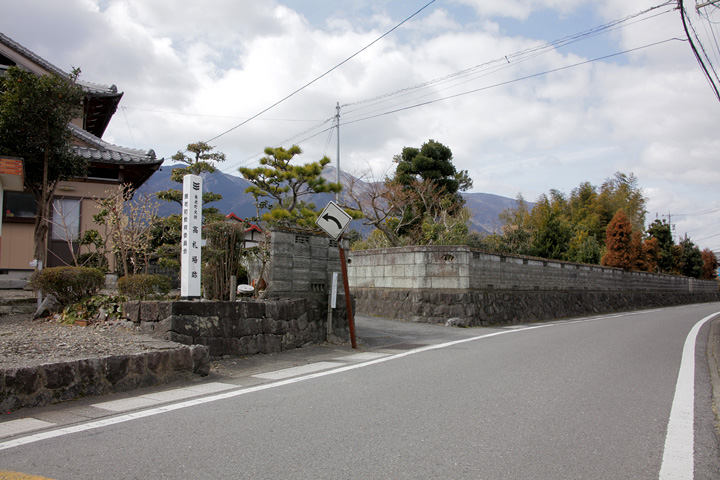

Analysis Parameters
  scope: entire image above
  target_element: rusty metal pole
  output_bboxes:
[338,241,357,349]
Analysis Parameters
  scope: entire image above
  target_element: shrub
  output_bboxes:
[29,266,105,307]
[118,274,172,300]
[60,294,127,325]
[202,221,249,300]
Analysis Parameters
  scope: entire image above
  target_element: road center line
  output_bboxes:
[658,311,720,480]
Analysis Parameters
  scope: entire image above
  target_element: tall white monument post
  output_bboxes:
[181,174,203,299]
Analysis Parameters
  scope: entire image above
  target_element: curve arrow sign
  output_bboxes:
[322,213,343,230]
[316,201,352,240]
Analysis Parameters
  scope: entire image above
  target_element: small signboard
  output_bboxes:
[181,174,203,299]
[316,201,352,240]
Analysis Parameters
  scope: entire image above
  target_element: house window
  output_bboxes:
[3,191,37,219]
[51,198,81,241]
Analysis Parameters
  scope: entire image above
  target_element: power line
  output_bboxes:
[341,2,676,113]
[217,3,681,173]
[339,38,685,127]
[204,0,437,144]
[221,37,680,174]
[680,0,720,101]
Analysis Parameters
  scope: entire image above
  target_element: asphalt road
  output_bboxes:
[1,303,720,479]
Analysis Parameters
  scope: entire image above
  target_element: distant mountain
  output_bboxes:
[139,164,518,235]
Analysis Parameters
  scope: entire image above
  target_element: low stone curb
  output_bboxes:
[0,344,209,412]
[0,296,37,316]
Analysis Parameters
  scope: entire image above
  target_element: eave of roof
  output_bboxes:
[70,123,162,167]
[0,32,119,96]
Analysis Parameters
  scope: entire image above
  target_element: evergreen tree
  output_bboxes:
[239,145,343,227]
[646,219,675,273]
[0,66,85,265]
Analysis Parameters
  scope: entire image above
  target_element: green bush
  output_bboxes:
[29,266,105,307]
[60,294,127,325]
[117,274,172,300]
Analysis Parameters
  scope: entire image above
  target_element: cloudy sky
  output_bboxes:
[3,0,720,250]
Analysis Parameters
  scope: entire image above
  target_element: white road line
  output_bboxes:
[0,418,55,439]
[659,311,720,480]
[253,361,345,380]
[92,382,237,412]
[0,324,553,452]
[334,352,389,362]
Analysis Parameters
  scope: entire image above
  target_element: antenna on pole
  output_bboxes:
[335,102,341,202]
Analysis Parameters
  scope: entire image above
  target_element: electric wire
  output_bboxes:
[221,38,680,174]
[341,3,676,114]
[219,4,678,174]
[203,0,438,145]
[338,38,684,129]
[681,0,720,101]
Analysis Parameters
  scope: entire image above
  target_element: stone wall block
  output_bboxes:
[193,336,225,357]
[105,355,131,385]
[297,312,309,331]
[190,345,210,375]
[77,358,104,385]
[259,334,283,353]
[44,362,78,390]
[244,300,266,319]
[171,301,208,316]
[129,353,147,376]
[145,350,170,374]
[169,331,193,345]
[5,367,41,396]
[157,302,172,321]
[169,347,194,371]
[140,302,159,322]
[124,301,141,323]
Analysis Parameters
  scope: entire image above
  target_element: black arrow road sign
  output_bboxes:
[322,213,343,230]
[316,201,352,240]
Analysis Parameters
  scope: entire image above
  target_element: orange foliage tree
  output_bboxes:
[601,210,634,270]
[701,249,718,280]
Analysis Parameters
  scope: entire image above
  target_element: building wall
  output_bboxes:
[0,180,118,271]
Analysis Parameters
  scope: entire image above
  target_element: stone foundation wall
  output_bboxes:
[0,345,209,412]
[123,297,351,358]
[352,288,720,326]
[348,246,720,325]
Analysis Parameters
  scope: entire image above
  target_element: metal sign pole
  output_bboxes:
[337,239,357,349]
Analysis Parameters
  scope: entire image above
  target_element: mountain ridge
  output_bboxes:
[138,165,519,235]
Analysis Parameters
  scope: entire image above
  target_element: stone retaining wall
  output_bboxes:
[349,246,720,325]
[123,297,351,358]
[353,288,720,326]
[0,345,209,412]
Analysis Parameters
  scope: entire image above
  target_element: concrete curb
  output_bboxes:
[0,344,209,412]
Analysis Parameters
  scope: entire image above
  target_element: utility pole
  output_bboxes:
[335,102,341,202]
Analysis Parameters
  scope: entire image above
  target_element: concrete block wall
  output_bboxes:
[265,228,349,298]
[348,245,720,325]
[349,246,719,294]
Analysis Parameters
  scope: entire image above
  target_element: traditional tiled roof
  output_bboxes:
[70,123,161,166]
[0,32,118,96]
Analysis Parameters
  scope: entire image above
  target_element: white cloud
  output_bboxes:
[2,0,719,250]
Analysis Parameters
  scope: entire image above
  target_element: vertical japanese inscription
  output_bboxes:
[181,175,202,299]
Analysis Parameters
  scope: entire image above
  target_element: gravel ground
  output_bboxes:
[0,313,152,369]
